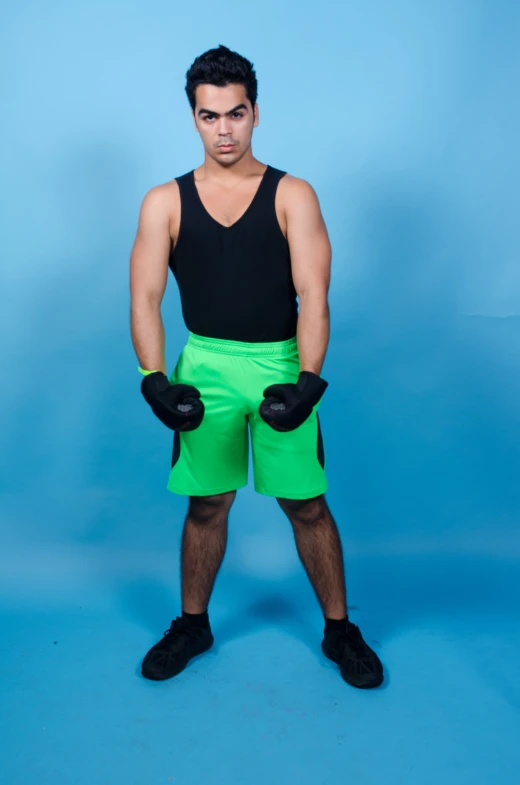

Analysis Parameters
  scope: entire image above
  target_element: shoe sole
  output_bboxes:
[141,637,214,681]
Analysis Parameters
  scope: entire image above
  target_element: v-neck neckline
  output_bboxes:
[191,165,270,230]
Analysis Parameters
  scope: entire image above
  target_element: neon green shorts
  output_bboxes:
[166,332,328,499]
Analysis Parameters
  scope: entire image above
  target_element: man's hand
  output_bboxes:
[141,372,205,432]
[259,371,328,431]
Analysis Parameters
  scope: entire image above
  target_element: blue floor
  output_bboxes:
[2,527,520,784]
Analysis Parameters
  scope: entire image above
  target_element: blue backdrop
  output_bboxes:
[2,1,519,783]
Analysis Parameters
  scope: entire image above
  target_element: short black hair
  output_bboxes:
[185,45,258,111]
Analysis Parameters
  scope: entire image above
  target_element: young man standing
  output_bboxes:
[130,45,383,689]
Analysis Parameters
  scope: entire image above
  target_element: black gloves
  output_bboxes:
[259,371,328,432]
[141,369,325,433]
[141,372,205,432]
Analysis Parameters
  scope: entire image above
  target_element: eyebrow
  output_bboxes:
[197,103,249,117]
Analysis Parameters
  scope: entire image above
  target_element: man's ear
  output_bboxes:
[192,110,199,133]
[253,103,260,128]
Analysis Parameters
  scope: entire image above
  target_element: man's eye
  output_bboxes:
[233,112,243,118]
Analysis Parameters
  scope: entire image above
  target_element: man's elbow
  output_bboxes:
[297,287,329,310]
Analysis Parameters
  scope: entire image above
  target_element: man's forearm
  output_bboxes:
[131,300,167,375]
[296,294,330,376]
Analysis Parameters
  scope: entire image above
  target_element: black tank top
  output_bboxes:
[168,164,298,342]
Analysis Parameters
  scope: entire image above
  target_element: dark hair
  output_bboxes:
[185,45,258,110]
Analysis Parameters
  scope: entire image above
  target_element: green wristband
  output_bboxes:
[138,366,161,377]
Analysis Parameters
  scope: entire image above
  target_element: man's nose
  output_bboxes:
[217,117,233,136]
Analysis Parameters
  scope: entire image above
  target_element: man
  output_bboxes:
[129,45,383,689]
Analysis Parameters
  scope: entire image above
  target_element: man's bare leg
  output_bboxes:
[277,493,383,689]
[181,490,236,613]
[141,490,236,681]
[277,494,347,619]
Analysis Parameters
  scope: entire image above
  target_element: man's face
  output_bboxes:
[192,82,258,166]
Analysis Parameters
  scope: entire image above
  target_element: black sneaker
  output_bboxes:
[141,616,214,681]
[322,621,384,689]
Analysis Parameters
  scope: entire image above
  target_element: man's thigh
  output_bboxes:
[166,344,250,497]
[249,406,328,500]
[167,404,249,496]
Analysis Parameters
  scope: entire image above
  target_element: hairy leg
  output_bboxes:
[277,494,347,619]
[181,490,236,614]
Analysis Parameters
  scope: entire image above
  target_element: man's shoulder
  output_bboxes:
[141,179,180,216]
[276,172,319,204]
[148,177,181,196]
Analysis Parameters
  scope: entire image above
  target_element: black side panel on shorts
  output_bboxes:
[171,431,181,469]
[316,413,325,469]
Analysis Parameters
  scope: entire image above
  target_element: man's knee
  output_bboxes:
[276,494,326,525]
[188,490,237,524]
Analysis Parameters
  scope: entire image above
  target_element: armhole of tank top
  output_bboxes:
[171,176,185,257]
[273,171,289,246]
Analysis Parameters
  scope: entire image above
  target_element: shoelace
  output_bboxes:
[341,623,374,660]
[156,617,196,649]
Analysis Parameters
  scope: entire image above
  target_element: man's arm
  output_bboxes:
[284,176,332,376]
[129,186,172,375]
